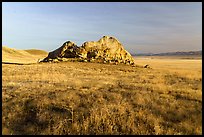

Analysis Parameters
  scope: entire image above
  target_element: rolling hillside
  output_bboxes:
[25,49,48,55]
[2,46,48,64]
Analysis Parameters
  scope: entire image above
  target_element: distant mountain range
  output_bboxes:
[132,50,202,56]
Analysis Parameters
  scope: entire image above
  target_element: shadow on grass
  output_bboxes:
[11,98,73,135]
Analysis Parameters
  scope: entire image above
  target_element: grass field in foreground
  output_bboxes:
[2,57,202,135]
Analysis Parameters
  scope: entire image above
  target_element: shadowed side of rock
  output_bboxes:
[42,41,80,62]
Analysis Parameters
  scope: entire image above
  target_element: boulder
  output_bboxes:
[144,64,151,69]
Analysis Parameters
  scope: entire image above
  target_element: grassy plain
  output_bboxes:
[2,53,202,135]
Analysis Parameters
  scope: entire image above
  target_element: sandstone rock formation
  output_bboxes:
[42,36,135,65]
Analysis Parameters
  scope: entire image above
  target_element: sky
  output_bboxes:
[2,2,202,54]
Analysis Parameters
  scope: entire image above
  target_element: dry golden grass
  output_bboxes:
[2,56,202,135]
[134,56,202,79]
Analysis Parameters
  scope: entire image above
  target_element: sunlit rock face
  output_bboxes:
[42,36,135,65]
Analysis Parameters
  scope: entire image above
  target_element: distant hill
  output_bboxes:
[25,49,48,55]
[2,46,48,63]
[133,50,202,56]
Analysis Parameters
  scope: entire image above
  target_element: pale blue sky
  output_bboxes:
[2,2,202,54]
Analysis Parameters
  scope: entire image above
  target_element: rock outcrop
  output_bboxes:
[42,36,135,65]
[42,41,79,62]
